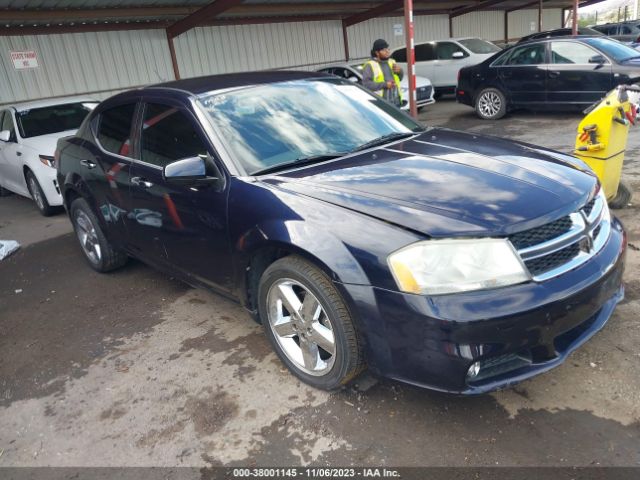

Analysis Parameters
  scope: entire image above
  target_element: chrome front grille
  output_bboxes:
[510,192,610,282]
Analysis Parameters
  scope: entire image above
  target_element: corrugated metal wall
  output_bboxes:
[508,8,563,39]
[452,11,504,42]
[0,29,175,105]
[173,20,346,78]
[0,9,564,104]
[346,14,449,59]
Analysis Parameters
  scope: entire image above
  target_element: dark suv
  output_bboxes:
[57,72,626,394]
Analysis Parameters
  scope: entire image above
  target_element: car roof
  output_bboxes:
[7,96,98,113]
[391,37,491,50]
[516,35,602,45]
[145,70,327,96]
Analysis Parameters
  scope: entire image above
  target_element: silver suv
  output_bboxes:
[590,21,640,42]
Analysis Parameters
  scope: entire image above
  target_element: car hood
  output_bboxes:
[20,130,77,154]
[261,129,596,237]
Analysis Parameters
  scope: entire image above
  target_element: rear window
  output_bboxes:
[458,38,501,54]
[16,102,97,138]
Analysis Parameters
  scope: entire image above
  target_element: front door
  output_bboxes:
[128,100,233,292]
[497,42,548,105]
[433,41,469,89]
[0,110,26,194]
[547,41,612,105]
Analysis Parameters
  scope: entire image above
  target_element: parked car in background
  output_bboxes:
[590,21,640,43]
[518,27,604,43]
[0,98,97,215]
[57,72,625,394]
[391,37,502,96]
[316,62,435,110]
[457,36,640,119]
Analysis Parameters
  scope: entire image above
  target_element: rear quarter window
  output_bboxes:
[96,103,136,158]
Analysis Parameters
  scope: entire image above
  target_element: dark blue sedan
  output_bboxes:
[56,72,626,394]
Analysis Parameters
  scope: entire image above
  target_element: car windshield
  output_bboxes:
[458,38,501,54]
[583,37,640,61]
[16,102,97,138]
[197,78,423,175]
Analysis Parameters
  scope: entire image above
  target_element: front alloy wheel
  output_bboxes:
[267,279,336,376]
[259,256,364,390]
[475,88,507,120]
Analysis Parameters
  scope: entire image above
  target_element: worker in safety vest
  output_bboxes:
[362,38,404,108]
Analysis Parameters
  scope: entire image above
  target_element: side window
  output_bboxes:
[141,103,208,168]
[436,42,468,60]
[1,110,17,142]
[550,42,602,64]
[97,103,136,157]
[415,43,435,62]
[391,48,407,63]
[504,44,546,65]
[620,25,632,34]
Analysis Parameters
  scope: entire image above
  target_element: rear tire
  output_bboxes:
[70,197,128,272]
[258,255,365,391]
[475,87,507,120]
[609,178,633,209]
[26,171,55,216]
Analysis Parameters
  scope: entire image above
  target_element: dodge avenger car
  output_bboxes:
[56,72,626,394]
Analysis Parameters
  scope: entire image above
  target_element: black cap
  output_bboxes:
[372,39,389,52]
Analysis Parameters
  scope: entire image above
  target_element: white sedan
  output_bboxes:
[0,98,97,215]
[316,63,436,110]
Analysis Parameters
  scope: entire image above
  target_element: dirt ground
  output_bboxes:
[0,99,639,468]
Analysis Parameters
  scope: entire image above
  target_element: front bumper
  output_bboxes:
[340,217,626,394]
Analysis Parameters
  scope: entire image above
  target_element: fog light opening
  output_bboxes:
[467,361,481,379]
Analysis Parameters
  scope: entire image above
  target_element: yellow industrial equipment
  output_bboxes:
[574,85,635,209]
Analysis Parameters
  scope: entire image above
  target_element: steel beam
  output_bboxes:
[0,21,171,36]
[449,0,510,19]
[167,0,244,38]
[343,0,403,27]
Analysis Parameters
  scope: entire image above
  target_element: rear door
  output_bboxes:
[433,41,470,88]
[547,40,612,105]
[497,42,548,105]
[89,102,138,246]
[128,99,233,292]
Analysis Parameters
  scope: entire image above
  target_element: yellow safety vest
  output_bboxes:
[364,58,403,103]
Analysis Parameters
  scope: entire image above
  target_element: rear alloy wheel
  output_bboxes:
[70,197,128,272]
[475,87,507,120]
[26,171,55,216]
[258,256,364,390]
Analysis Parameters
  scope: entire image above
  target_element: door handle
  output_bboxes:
[548,71,560,78]
[16,151,22,157]
[131,176,153,188]
[80,159,97,169]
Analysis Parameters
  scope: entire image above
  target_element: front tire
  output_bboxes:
[258,256,364,390]
[475,87,507,120]
[70,197,128,272]
[26,171,55,216]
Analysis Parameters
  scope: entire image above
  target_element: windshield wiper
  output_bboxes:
[251,153,347,176]
[351,132,418,152]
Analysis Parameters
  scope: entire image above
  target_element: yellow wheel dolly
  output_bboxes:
[574,85,636,209]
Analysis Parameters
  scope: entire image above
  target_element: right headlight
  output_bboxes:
[387,238,530,295]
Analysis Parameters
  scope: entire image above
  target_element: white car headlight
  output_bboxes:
[388,238,530,295]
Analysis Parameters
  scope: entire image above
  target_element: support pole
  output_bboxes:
[449,14,453,37]
[342,20,349,61]
[504,10,508,44]
[572,0,578,35]
[538,0,542,31]
[404,0,417,118]
[167,31,180,80]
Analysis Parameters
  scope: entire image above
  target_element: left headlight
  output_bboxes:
[388,238,530,295]
[39,155,56,168]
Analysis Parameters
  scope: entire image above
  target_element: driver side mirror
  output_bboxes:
[163,155,225,190]
[452,51,465,59]
[589,54,606,64]
[0,130,10,142]
[347,76,359,83]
